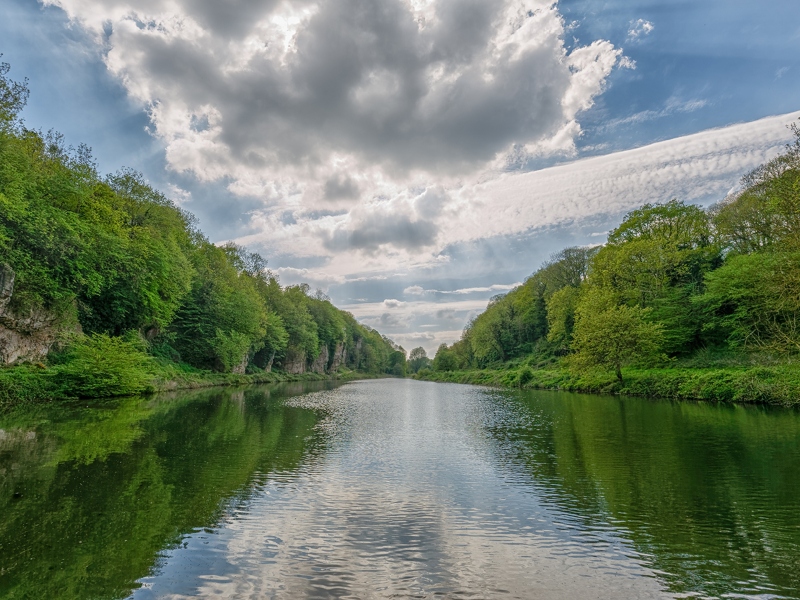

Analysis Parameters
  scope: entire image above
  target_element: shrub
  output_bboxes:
[52,333,154,398]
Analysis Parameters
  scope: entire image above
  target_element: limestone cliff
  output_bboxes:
[0,264,77,365]
[282,348,307,374]
[329,341,346,372]
[310,344,329,374]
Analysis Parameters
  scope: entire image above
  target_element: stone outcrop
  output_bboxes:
[231,353,249,375]
[310,344,329,374]
[282,349,306,374]
[329,341,346,372]
[0,264,77,365]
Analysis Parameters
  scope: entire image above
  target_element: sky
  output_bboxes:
[2,0,799,355]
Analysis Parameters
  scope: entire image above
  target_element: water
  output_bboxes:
[1,379,800,599]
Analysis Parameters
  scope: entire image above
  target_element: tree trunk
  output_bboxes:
[615,364,623,383]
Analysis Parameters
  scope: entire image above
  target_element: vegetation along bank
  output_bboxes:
[413,119,800,406]
[0,63,406,411]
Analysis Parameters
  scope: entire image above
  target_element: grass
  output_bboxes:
[413,356,800,407]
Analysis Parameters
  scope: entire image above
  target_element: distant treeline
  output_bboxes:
[430,120,800,384]
[0,62,405,402]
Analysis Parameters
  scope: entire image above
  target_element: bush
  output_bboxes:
[51,333,154,398]
[518,366,534,387]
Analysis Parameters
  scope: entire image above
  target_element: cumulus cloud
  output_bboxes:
[44,0,623,233]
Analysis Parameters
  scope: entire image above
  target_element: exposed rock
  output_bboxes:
[329,341,346,372]
[310,344,329,374]
[282,348,306,374]
[231,353,249,375]
[0,264,78,365]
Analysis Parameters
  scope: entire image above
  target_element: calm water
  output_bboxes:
[2,379,800,599]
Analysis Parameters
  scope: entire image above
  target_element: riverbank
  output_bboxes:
[413,362,800,406]
[0,362,376,413]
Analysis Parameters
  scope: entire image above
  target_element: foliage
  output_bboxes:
[50,333,155,398]
[433,343,458,372]
[407,347,432,373]
[570,289,666,381]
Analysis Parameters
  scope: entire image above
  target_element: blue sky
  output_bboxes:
[2,0,799,353]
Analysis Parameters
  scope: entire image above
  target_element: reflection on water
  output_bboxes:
[1,379,799,599]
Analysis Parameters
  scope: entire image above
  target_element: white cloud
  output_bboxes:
[403,285,426,295]
[403,283,522,295]
[627,19,654,41]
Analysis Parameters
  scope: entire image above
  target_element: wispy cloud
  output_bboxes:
[627,18,654,41]
[403,283,521,296]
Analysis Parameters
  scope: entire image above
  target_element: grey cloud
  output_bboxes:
[367,312,409,329]
[435,308,459,320]
[59,0,616,176]
[324,174,360,200]
[323,211,438,253]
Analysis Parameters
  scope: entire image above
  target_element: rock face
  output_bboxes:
[329,342,346,372]
[0,264,76,365]
[310,344,329,374]
[282,349,306,374]
[231,353,249,375]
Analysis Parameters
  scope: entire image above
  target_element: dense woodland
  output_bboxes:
[426,119,800,397]
[0,63,405,404]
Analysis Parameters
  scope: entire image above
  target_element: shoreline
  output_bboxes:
[412,364,800,407]
[0,365,382,413]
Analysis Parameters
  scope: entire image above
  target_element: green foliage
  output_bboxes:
[433,343,458,372]
[50,333,154,398]
[546,285,579,350]
[698,251,800,353]
[408,346,432,373]
[570,288,666,382]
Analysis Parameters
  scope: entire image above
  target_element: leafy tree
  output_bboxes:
[433,343,458,372]
[571,289,665,382]
[698,251,800,353]
[0,60,28,126]
[408,347,431,373]
[546,285,580,351]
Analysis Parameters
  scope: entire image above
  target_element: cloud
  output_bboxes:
[44,0,623,199]
[383,299,406,309]
[602,96,709,131]
[323,208,438,253]
[405,282,522,295]
[324,174,360,200]
[403,285,426,295]
[627,19,654,41]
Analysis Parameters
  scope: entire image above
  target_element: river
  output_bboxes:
[1,379,799,599]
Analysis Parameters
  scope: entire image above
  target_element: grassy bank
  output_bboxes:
[413,361,800,407]
[0,357,373,413]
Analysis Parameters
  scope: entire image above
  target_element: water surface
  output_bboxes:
[1,379,799,599]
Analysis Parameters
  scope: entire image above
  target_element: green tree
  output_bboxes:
[433,343,458,372]
[571,289,665,382]
[408,347,431,373]
[546,285,580,351]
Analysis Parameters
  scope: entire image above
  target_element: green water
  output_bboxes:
[1,379,799,599]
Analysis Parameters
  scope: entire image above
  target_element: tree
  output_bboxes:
[408,347,431,373]
[571,289,665,382]
[0,60,29,127]
[433,343,458,372]
[546,285,580,351]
